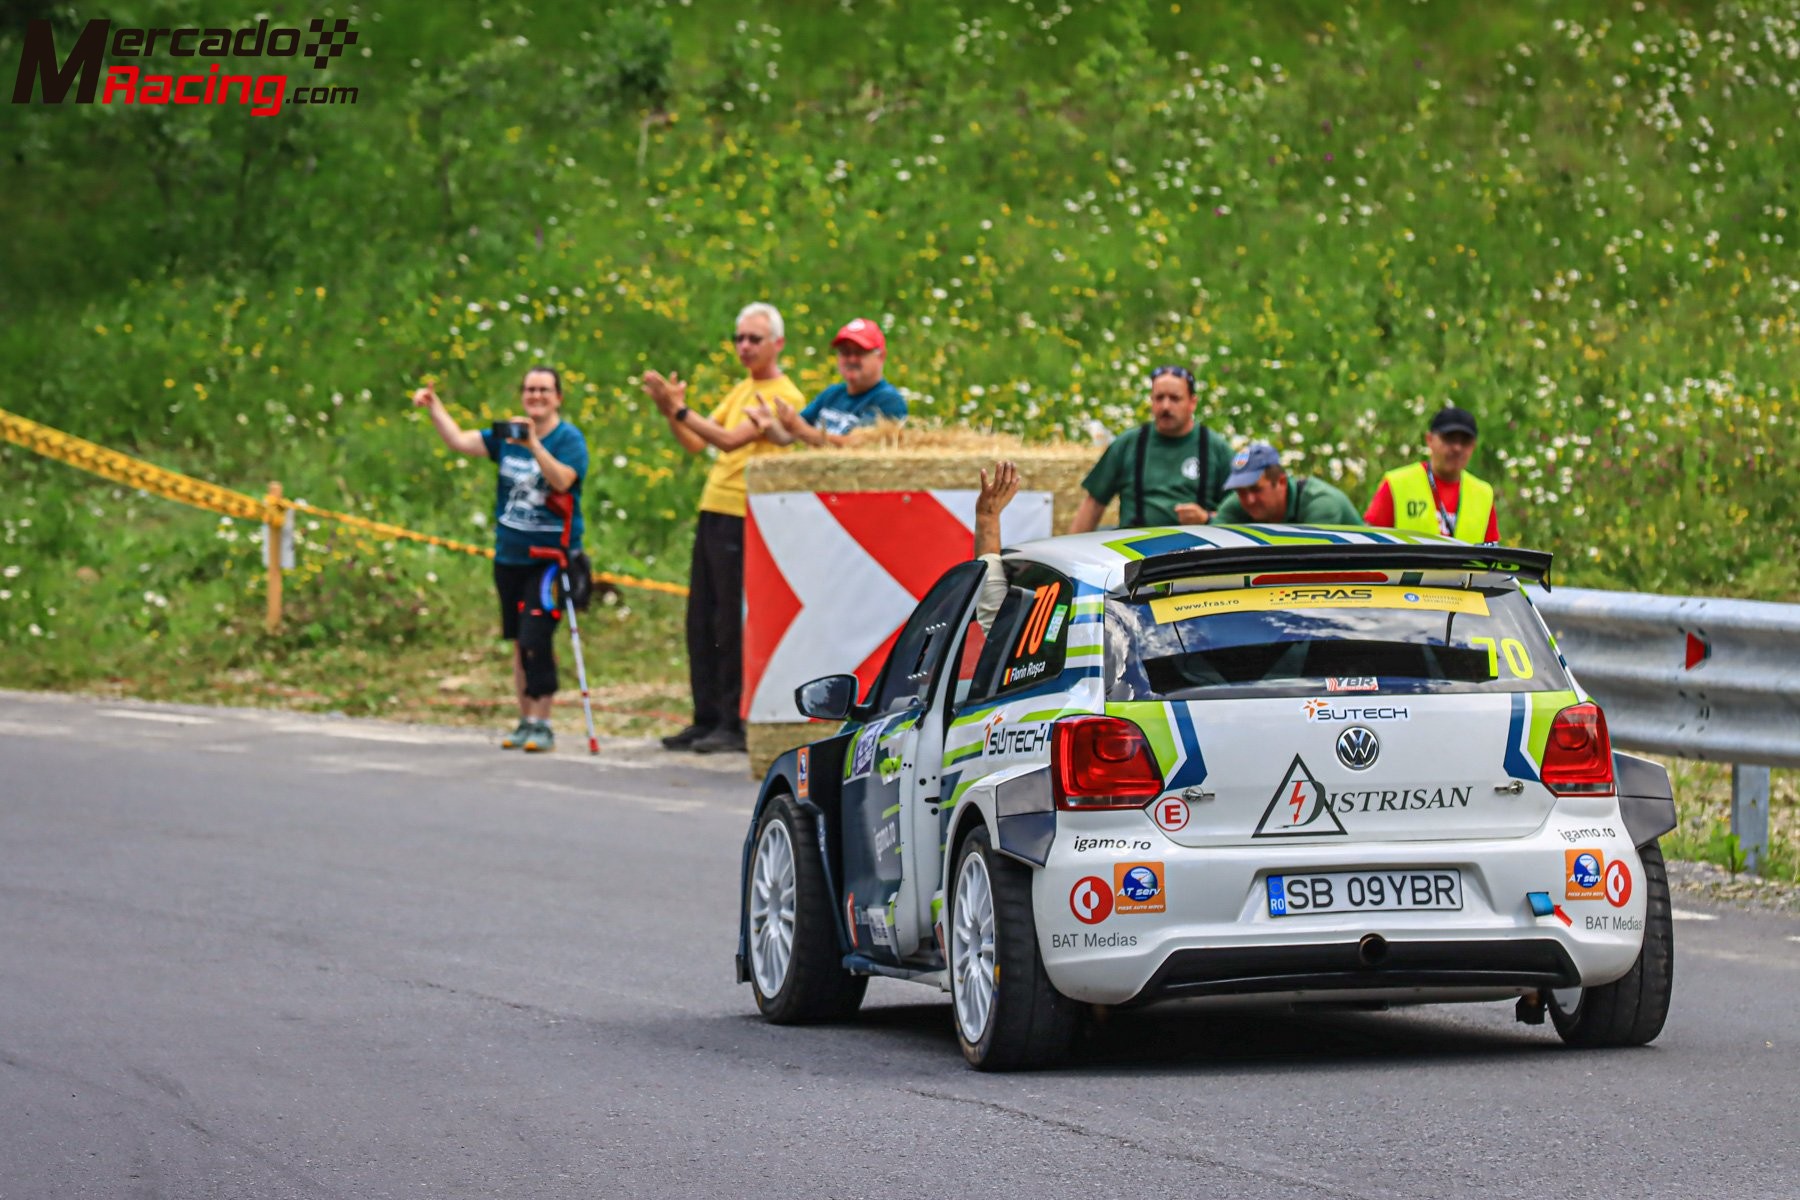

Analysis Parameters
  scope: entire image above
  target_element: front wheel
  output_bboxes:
[948,825,1079,1070]
[745,793,867,1023]
[1550,841,1674,1047]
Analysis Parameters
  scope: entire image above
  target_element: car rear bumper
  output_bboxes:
[1033,816,1648,1007]
[1132,937,1579,1005]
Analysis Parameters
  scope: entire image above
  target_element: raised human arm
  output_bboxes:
[643,370,708,454]
[412,386,487,457]
[975,461,1019,558]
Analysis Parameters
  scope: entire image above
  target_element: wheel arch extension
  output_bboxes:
[1614,751,1677,849]
[736,737,854,985]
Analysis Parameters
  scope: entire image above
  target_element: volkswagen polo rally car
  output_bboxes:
[734,526,1677,1070]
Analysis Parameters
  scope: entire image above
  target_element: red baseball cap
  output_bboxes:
[831,318,886,352]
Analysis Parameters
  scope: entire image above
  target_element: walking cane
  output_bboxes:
[530,492,599,755]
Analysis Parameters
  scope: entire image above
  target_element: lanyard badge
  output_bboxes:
[1423,465,1457,537]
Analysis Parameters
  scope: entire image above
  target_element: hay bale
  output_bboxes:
[746,425,1112,534]
[741,425,1114,777]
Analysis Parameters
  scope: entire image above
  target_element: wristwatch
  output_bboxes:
[673,406,691,423]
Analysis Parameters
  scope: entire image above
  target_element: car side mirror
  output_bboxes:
[795,673,860,722]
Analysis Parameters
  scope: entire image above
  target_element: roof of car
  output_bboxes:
[1004,525,1545,592]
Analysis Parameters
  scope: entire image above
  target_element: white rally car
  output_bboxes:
[734,526,1677,1070]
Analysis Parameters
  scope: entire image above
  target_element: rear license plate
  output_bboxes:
[1267,870,1462,917]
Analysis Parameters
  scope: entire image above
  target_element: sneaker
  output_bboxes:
[522,721,556,753]
[690,725,747,755]
[500,719,533,750]
[660,723,715,751]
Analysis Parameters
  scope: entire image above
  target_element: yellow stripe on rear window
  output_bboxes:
[1149,584,1490,623]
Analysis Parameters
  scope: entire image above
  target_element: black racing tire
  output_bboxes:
[745,793,867,1024]
[1550,841,1674,1048]
[948,824,1080,1070]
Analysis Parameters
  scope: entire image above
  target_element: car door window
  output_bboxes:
[868,561,988,716]
[960,564,1073,708]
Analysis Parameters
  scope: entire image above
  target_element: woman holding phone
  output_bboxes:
[414,367,589,752]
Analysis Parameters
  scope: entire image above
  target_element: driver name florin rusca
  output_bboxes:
[11,18,358,118]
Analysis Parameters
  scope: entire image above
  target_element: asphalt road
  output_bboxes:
[2,689,1798,1200]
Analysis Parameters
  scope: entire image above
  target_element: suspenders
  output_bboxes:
[1130,423,1211,527]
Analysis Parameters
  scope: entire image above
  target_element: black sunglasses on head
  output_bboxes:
[1151,365,1196,389]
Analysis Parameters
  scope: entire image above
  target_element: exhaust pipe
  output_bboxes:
[1358,933,1388,967]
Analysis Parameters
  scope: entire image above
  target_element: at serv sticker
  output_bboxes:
[1114,862,1167,914]
[1153,795,1191,833]
[1253,756,1348,838]
[1070,876,1113,924]
[1149,585,1489,624]
[796,747,810,800]
[1605,859,1633,908]
[1565,849,1605,901]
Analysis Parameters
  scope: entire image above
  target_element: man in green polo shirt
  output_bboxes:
[1211,441,1363,525]
[1069,365,1234,532]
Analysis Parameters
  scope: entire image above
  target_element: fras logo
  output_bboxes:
[12,17,360,118]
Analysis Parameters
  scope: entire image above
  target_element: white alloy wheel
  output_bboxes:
[952,850,998,1044]
[749,818,798,997]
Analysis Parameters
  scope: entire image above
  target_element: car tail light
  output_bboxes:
[1052,716,1164,809]
[1540,702,1615,796]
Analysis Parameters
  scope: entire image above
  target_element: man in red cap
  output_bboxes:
[773,317,908,446]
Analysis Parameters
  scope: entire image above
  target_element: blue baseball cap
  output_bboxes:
[1224,441,1282,490]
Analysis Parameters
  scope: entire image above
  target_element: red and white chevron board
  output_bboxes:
[743,489,1053,723]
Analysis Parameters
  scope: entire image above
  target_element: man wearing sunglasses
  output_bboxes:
[642,301,805,755]
[1069,364,1234,532]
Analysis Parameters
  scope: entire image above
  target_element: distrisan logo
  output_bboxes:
[11,18,360,118]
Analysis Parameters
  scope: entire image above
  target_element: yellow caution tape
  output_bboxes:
[1,408,265,521]
[1,407,689,598]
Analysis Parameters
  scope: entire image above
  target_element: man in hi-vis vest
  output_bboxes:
[1363,406,1500,542]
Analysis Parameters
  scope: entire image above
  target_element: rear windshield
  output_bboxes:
[1105,583,1568,701]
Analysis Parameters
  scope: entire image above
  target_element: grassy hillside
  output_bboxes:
[3,0,1797,716]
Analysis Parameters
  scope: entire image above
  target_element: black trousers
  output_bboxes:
[686,511,744,731]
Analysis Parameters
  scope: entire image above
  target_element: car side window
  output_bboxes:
[961,564,1072,707]
[867,561,987,716]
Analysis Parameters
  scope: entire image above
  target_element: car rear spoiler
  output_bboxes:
[1120,542,1555,597]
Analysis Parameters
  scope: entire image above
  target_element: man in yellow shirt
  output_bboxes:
[643,302,804,754]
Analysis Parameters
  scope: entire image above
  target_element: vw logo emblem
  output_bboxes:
[1336,726,1379,770]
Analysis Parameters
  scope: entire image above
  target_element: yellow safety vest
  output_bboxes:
[1384,462,1494,541]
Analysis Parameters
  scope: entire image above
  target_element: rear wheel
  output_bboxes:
[1550,842,1674,1047]
[746,793,867,1023]
[948,825,1079,1070]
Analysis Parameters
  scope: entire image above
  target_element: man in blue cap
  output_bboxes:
[1211,441,1362,526]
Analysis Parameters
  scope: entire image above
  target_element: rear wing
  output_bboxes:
[1120,542,1555,598]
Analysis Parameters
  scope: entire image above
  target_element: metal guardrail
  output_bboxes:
[1533,586,1800,871]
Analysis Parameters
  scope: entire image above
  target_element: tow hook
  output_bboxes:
[1515,991,1547,1025]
